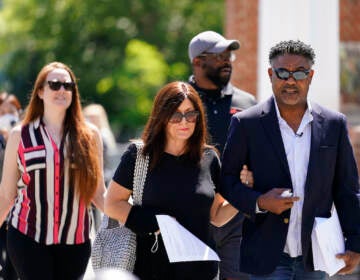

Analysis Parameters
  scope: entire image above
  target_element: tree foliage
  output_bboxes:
[0,0,224,140]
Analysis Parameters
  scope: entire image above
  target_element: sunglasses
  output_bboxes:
[273,68,310,81]
[169,111,199,124]
[46,81,75,91]
[198,52,236,62]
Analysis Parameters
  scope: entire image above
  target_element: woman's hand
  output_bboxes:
[240,165,253,187]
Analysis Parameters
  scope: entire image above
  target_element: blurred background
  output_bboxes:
[0,0,359,143]
[0,1,359,278]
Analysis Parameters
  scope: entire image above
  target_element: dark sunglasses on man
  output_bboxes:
[46,80,76,91]
[198,52,236,62]
[273,68,311,81]
[169,111,199,123]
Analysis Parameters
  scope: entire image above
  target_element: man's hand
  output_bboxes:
[257,188,299,215]
[336,250,360,275]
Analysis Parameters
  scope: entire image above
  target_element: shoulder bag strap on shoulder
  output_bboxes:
[132,141,149,206]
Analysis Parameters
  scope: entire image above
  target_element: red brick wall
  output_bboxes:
[225,0,258,96]
[340,0,360,41]
[340,0,360,174]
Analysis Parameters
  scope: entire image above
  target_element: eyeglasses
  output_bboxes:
[46,81,75,91]
[198,52,236,62]
[273,68,310,81]
[169,111,199,123]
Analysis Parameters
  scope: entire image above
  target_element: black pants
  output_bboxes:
[7,226,90,280]
[0,223,17,280]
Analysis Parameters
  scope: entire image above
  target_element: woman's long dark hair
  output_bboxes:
[141,81,212,169]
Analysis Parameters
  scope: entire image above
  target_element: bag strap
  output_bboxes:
[132,140,149,206]
[105,141,149,229]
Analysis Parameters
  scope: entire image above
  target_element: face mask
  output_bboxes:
[0,113,19,131]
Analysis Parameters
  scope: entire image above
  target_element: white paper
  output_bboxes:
[311,207,345,276]
[156,215,220,263]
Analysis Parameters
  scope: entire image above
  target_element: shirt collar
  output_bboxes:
[34,117,41,129]
[221,83,233,96]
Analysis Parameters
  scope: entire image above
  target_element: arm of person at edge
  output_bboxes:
[210,165,254,227]
[0,125,21,227]
[333,116,360,275]
[89,123,106,213]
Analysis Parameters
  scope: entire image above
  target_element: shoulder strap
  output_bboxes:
[103,141,149,229]
[132,141,149,206]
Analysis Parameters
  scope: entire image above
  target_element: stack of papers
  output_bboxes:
[311,207,345,276]
[156,215,220,263]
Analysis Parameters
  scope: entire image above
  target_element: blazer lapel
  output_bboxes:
[304,104,324,199]
[260,97,292,181]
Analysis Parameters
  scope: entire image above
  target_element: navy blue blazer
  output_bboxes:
[220,96,360,275]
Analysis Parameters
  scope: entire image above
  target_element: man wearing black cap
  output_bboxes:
[188,31,256,280]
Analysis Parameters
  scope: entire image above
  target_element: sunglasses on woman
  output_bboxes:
[169,111,199,123]
[46,81,75,91]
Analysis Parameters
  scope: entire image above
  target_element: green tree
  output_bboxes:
[0,0,224,140]
[99,39,169,139]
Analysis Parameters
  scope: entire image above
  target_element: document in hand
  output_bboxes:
[311,206,345,276]
[156,215,220,263]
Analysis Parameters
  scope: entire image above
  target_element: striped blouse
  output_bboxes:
[9,118,90,245]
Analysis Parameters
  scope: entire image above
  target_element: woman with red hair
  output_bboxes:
[0,62,106,279]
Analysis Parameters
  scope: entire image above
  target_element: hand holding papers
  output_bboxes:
[156,215,220,263]
[311,206,345,276]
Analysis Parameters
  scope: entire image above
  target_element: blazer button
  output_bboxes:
[284,218,289,224]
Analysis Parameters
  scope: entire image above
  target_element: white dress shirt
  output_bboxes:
[275,101,313,257]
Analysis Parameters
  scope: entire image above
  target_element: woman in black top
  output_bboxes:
[105,81,251,280]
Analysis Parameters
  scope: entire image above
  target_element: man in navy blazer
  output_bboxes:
[220,40,360,279]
